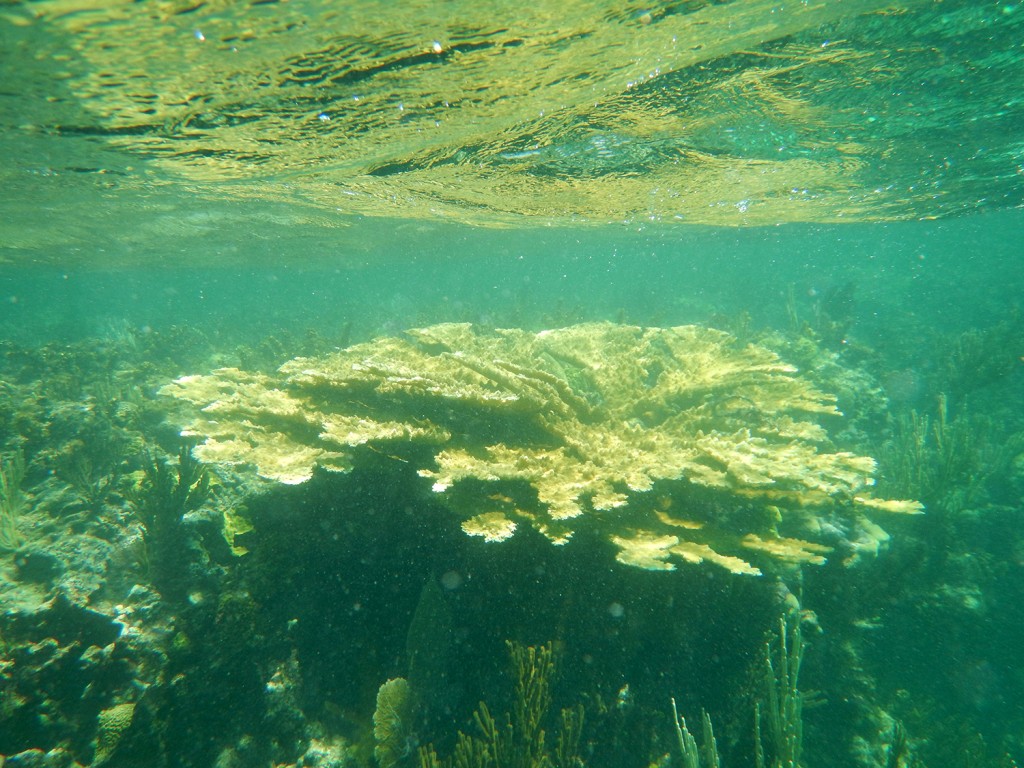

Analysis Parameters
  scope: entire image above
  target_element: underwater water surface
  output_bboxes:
[1,2,1023,768]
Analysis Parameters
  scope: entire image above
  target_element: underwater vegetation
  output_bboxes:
[0,317,1021,768]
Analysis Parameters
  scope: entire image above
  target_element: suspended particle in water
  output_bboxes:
[440,570,463,591]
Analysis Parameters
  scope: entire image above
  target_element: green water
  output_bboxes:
[1,2,1023,768]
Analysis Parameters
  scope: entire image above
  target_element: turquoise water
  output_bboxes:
[4,216,1018,346]
[1,3,1023,768]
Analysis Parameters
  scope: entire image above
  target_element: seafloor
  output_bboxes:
[0,301,1021,768]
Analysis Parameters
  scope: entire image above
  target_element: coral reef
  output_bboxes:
[666,613,806,768]
[373,678,413,768]
[671,699,720,768]
[880,394,1023,515]
[0,594,133,762]
[163,322,920,575]
[1,319,1015,768]
[418,642,584,768]
[755,615,804,768]
[93,702,135,765]
[126,446,211,603]
[933,316,1024,406]
[0,451,26,552]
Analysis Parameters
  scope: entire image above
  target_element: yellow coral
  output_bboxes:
[853,496,925,514]
[95,701,135,764]
[373,678,412,768]
[162,322,919,574]
[462,511,519,542]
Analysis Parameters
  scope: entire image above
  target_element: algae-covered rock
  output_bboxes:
[161,322,921,574]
